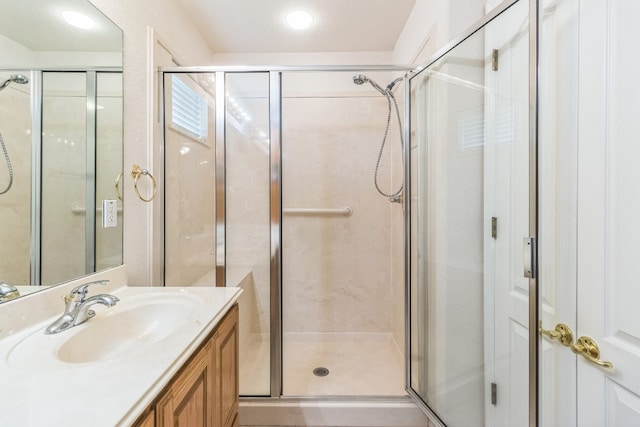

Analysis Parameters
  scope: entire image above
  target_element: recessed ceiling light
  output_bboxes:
[285,10,314,30]
[61,10,96,30]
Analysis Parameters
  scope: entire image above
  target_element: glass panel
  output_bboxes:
[0,70,31,285]
[95,72,123,271]
[281,71,406,396]
[225,72,271,396]
[409,1,530,425]
[41,72,87,285]
[164,72,216,287]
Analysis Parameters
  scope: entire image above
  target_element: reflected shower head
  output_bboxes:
[0,74,29,91]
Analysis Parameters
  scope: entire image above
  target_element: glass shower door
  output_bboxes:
[408,0,532,425]
[224,72,272,396]
[280,71,406,397]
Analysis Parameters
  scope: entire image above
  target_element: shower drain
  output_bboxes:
[313,367,329,377]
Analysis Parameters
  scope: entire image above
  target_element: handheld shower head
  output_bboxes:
[353,75,368,85]
[352,74,386,95]
[0,74,29,91]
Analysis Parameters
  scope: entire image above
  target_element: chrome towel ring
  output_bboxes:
[131,164,157,202]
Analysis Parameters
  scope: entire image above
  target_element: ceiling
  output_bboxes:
[0,0,121,52]
[177,0,418,54]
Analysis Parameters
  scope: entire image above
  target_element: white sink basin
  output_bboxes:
[57,299,196,363]
[7,290,205,368]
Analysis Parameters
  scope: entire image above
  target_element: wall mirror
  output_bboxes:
[0,0,123,301]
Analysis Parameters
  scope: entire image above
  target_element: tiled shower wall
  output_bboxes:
[282,95,404,341]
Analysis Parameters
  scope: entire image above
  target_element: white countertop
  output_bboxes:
[0,274,241,427]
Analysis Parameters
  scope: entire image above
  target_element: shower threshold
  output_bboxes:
[239,396,430,427]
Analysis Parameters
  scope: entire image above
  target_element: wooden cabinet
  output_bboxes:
[156,340,214,426]
[132,304,239,427]
[214,303,239,427]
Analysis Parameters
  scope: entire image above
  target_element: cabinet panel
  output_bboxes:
[216,304,239,427]
[156,341,213,427]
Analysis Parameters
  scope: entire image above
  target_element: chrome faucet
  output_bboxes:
[0,282,20,302]
[45,280,119,335]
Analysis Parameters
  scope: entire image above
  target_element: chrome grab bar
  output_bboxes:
[283,207,353,217]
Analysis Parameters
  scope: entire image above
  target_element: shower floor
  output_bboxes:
[239,332,406,396]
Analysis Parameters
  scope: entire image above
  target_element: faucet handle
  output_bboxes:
[69,280,110,302]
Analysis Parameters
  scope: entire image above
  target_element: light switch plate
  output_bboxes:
[102,199,118,228]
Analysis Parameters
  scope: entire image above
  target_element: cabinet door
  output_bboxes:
[157,341,214,427]
[216,304,239,427]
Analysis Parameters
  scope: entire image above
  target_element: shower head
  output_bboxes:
[352,74,386,95]
[353,74,368,85]
[0,74,29,91]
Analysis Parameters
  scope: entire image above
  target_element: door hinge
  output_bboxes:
[492,49,499,71]
[491,382,497,405]
[523,237,536,279]
[491,217,498,239]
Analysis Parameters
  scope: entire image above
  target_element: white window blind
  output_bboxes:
[171,75,207,141]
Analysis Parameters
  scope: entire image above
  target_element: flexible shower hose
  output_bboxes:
[373,90,404,199]
[0,132,14,195]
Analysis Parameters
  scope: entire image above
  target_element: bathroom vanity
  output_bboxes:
[133,304,239,427]
[0,266,241,427]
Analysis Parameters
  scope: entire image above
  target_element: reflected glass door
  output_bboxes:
[408,1,531,425]
[41,72,88,284]
[41,71,123,285]
[0,69,31,285]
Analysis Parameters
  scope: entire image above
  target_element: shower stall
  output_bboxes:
[162,0,536,425]
[0,69,123,287]
[164,68,409,399]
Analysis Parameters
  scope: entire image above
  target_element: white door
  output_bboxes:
[541,0,640,425]
[575,0,640,424]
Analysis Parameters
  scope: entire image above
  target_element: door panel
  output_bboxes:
[577,1,640,424]
[538,0,579,424]
[542,0,640,425]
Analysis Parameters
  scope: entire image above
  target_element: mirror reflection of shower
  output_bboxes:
[352,74,404,203]
[0,74,30,195]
